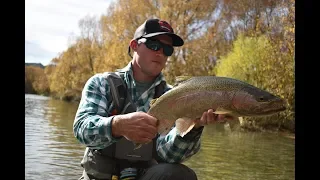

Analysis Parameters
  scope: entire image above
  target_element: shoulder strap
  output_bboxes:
[103,72,127,115]
[103,72,137,115]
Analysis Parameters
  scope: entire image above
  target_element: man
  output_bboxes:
[73,18,235,180]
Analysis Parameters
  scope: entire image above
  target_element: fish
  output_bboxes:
[147,75,287,137]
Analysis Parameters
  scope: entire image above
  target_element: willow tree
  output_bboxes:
[48,15,101,100]
[48,48,76,99]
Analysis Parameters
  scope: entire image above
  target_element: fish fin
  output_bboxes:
[175,117,196,137]
[150,98,158,106]
[226,116,241,131]
[174,76,193,87]
[214,107,233,115]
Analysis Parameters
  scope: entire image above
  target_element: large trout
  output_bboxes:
[147,76,287,137]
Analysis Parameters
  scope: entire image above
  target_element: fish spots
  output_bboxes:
[172,91,222,107]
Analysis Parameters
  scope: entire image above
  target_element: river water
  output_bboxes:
[25,94,295,180]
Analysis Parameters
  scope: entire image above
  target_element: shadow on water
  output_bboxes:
[25,94,294,180]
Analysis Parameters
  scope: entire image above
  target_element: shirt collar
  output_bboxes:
[116,61,166,87]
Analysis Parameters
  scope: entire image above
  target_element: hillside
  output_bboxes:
[25,63,45,69]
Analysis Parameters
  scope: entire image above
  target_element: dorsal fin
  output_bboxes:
[173,76,193,87]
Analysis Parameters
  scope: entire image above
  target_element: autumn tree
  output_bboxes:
[43,0,295,132]
[25,66,50,95]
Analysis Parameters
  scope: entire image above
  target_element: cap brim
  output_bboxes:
[142,32,184,46]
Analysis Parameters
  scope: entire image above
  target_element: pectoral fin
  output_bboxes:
[227,116,241,131]
[214,107,233,115]
[175,117,196,137]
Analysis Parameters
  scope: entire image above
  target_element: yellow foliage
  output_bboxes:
[25,66,49,95]
[42,0,295,132]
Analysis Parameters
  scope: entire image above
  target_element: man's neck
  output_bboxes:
[131,61,156,83]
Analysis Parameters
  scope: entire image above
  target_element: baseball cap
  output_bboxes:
[133,18,184,46]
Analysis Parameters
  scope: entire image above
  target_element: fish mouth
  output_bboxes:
[240,100,287,116]
[257,101,287,115]
[262,106,286,115]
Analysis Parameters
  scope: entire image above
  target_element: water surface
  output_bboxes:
[25,94,294,180]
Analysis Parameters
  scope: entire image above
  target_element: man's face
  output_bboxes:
[135,34,173,77]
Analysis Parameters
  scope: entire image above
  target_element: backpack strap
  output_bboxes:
[103,72,137,115]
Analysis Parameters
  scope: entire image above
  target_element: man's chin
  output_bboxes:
[151,64,163,72]
[145,68,161,77]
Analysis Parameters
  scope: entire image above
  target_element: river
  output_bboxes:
[25,94,294,180]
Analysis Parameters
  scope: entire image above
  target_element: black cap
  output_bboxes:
[133,18,184,46]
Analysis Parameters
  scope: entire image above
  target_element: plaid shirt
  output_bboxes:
[73,61,204,163]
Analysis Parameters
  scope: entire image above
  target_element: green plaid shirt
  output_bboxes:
[73,61,204,163]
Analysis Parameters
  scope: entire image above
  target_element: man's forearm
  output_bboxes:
[111,114,124,138]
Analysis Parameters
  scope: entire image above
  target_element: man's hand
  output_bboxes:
[193,109,237,129]
[112,112,158,144]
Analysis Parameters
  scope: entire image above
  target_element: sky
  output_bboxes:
[25,0,114,66]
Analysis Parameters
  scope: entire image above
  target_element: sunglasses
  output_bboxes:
[138,38,174,56]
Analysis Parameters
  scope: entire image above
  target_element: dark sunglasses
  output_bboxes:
[138,38,174,56]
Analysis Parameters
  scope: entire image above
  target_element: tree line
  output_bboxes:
[25,0,295,132]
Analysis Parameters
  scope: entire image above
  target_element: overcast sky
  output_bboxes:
[25,0,113,66]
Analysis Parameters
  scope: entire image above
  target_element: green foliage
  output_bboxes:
[213,34,294,131]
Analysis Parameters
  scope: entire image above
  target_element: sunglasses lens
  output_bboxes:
[163,46,174,56]
[145,39,174,56]
[148,43,161,51]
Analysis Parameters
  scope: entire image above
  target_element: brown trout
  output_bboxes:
[147,76,287,137]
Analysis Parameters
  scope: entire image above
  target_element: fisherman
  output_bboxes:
[73,18,236,180]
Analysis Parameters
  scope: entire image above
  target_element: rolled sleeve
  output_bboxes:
[73,74,121,149]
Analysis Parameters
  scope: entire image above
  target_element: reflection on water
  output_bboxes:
[25,94,85,180]
[25,94,294,180]
[183,128,295,180]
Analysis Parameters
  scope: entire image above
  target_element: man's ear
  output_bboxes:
[129,39,138,51]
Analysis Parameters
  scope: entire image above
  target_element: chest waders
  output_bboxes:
[80,72,166,179]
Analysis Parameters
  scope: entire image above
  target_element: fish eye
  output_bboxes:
[258,96,265,101]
